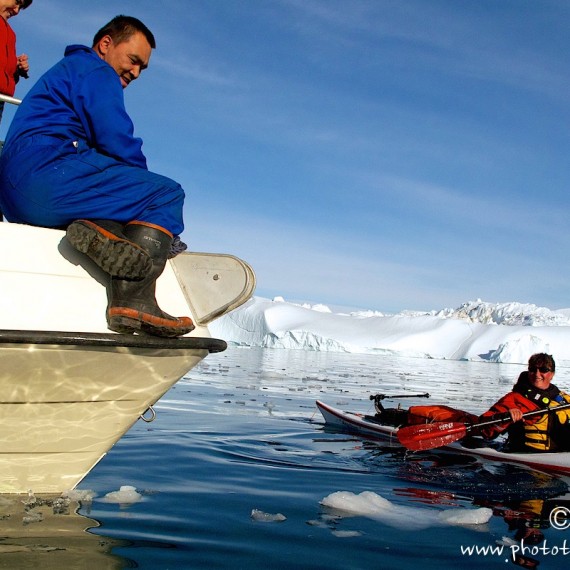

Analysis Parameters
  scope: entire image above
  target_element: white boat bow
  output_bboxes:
[0,221,255,493]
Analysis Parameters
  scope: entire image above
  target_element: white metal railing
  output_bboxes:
[0,93,21,106]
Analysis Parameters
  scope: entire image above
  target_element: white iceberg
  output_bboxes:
[210,297,570,364]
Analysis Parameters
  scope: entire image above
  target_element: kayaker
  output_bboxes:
[478,353,570,452]
[0,15,194,338]
[0,0,32,124]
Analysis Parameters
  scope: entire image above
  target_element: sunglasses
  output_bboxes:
[529,366,553,374]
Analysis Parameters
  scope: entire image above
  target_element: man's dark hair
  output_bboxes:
[92,15,156,49]
[21,0,33,8]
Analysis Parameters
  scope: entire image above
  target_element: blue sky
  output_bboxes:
[3,0,569,312]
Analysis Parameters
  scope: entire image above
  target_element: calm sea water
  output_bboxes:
[11,348,570,569]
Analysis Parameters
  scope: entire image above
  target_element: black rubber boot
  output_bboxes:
[106,221,195,338]
[66,219,152,280]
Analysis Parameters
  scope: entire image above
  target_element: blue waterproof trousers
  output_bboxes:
[0,136,185,235]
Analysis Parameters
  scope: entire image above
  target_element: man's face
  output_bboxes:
[100,31,152,89]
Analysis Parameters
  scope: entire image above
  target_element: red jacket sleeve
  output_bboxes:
[0,19,17,96]
[478,392,540,440]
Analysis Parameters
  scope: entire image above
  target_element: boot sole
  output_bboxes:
[67,221,152,280]
[107,309,195,338]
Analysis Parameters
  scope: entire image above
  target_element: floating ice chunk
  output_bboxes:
[251,509,286,522]
[306,519,328,527]
[321,491,492,529]
[22,511,43,525]
[497,536,518,547]
[438,507,492,525]
[321,491,431,529]
[322,491,393,517]
[22,490,37,507]
[64,489,96,503]
[332,530,362,537]
[102,485,142,504]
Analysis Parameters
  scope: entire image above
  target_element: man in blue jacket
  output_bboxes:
[0,15,194,338]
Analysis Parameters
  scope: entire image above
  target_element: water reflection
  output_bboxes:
[397,482,570,568]
[318,425,570,569]
[359,444,568,499]
[0,493,132,569]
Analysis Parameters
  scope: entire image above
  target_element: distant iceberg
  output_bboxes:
[209,296,570,364]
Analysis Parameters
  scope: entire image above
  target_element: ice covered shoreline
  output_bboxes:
[210,297,570,365]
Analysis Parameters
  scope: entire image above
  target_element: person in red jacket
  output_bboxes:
[478,353,570,452]
[0,0,32,123]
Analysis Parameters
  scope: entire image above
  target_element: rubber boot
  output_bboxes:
[106,221,195,338]
[66,219,152,280]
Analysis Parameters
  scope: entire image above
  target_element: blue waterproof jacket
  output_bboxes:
[4,44,146,168]
[0,45,185,234]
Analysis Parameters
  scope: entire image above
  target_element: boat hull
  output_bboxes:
[0,222,254,493]
[0,332,226,493]
[316,400,570,476]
